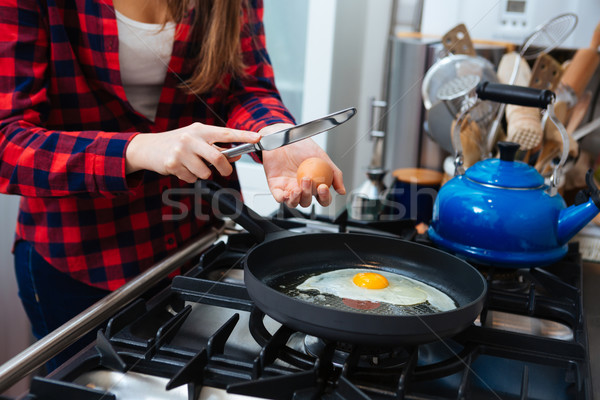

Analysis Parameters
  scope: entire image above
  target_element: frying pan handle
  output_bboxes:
[476,82,555,108]
[198,180,286,243]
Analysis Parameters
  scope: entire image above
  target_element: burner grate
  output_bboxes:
[22,219,592,400]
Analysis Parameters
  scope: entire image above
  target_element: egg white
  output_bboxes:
[296,268,456,311]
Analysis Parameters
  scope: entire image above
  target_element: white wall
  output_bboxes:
[420,0,600,49]
[326,0,393,216]
[238,0,338,217]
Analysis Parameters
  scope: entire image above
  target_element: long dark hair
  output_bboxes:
[166,0,247,94]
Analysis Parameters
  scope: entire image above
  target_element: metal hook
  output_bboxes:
[544,102,569,195]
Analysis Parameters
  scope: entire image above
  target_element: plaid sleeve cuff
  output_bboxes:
[228,102,295,133]
[90,131,141,196]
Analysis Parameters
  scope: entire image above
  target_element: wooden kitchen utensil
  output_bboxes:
[484,14,578,154]
[535,140,561,176]
[497,53,544,151]
[505,54,564,151]
[442,23,476,56]
[566,91,592,134]
[561,21,600,98]
[506,106,543,150]
[497,52,531,85]
[535,93,590,176]
[530,53,564,91]
[451,115,482,168]
[562,99,595,194]
[539,21,600,169]
[561,49,600,98]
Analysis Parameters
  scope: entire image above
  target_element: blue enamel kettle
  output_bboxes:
[428,82,600,267]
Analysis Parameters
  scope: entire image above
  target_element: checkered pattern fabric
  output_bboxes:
[0,0,294,290]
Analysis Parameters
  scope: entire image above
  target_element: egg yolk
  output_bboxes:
[352,272,389,289]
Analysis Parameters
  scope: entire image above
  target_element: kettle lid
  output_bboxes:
[465,142,545,189]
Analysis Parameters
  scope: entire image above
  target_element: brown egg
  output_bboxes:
[296,157,334,194]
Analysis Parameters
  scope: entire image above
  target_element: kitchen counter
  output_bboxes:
[583,261,600,398]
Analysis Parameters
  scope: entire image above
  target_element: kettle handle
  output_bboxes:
[544,102,570,193]
[475,82,568,193]
[475,82,555,108]
[576,169,600,209]
[451,101,479,176]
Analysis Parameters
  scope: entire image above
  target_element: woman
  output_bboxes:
[0,0,345,370]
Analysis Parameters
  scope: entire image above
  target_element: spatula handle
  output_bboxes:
[197,180,286,243]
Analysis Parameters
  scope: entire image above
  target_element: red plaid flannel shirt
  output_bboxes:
[0,0,294,290]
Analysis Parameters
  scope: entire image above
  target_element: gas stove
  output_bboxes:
[17,210,593,400]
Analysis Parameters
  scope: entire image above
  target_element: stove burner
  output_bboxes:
[480,268,531,292]
[303,335,412,369]
[204,268,244,285]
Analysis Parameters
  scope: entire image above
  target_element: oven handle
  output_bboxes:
[0,221,229,394]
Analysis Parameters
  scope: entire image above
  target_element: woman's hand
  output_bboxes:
[261,124,345,208]
[125,123,261,183]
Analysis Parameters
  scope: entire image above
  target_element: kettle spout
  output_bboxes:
[558,170,600,245]
[557,198,600,245]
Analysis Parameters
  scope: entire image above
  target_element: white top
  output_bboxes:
[115,10,176,121]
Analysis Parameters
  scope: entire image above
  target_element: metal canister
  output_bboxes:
[384,168,443,223]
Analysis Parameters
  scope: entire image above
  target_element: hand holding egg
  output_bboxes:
[296,157,334,195]
[260,126,345,208]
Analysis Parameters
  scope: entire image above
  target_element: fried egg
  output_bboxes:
[296,268,456,311]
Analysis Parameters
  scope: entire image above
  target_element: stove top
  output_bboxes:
[19,211,593,400]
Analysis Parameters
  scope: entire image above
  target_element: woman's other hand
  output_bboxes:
[125,123,260,183]
[261,124,346,208]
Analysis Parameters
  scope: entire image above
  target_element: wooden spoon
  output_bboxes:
[561,21,600,97]
[451,116,482,168]
[442,24,476,56]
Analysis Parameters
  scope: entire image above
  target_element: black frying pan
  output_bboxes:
[201,182,487,346]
